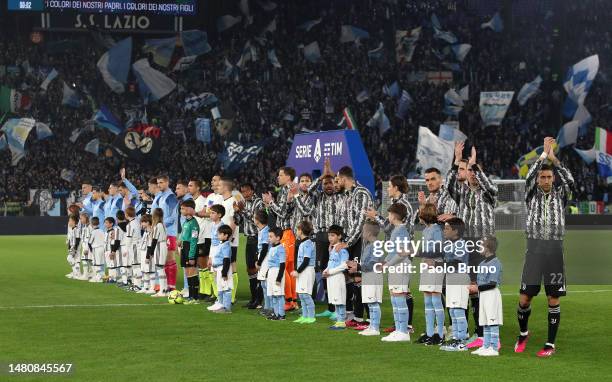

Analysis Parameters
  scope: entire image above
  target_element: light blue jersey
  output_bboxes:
[297,239,315,268]
[327,247,349,270]
[385,224,410,264]
[80,192,94,216]
[267,244,286,268]
[103,194,123,221]
[214,240,231,267]
[444,238,469,264]
[92,199,105,223]
[210,221,222,247]
[257,225,270,252]
[158,189,179,237]
[477,256,503,286]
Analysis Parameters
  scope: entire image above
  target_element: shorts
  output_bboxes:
[419,260,444,293]
[520,239,566,297]
[215,266,233,292]
[92,247,105,266]
[245,236,258,270]
[296,267,315,294]
[327,272,346,305]
[257,257,269,281]
[388,260,411,294]
[266,267,285,296]
[197,239,211,258]
[479,287,503,326]
[128,244,139,266]
[140,249,155,273]
[231,246,238,263]
[445,272,470,309]
[361,278,384,304]
[166,236,177,251]
[180,242,196,268]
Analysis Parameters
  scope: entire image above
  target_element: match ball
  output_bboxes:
[168,290,184,304]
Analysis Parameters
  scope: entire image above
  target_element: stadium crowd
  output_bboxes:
[0,0,610,207]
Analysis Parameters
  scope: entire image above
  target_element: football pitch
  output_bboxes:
[1,232,611,381]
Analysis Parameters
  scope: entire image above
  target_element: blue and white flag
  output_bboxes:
[224,58,239,81]
[416,126,455,177]
[93,106,123,135]
[1,118,35,165]
[395,90,413,120]
[367,42,384,60]
[366,102,391,135]
[434,28,458,44]
[340,25,370,43]
[218,141,266,173]
[574,103,592,136]
[574,147,597,164]
[479,91,514,126]
[444,89,464,116]
[132,58,176,104]
[195,118,211,143]
[395,27,421,63]
[268,49,282,68]
[481,12,503,32]
[217,15,242,32]
[596,151,612,183]
[439,122,467,142]
[383,81,400,98]
[356,90,370,103]
[431,13,442,30]
[451,44,471,62]
[297,18,322,32]
[61,82,81,108]
[184,92,218,111]
[517,75,542,106]
[40,68,58,91]
[84,138,99,155]
[97,37,132,94]
[303,41,322,63]
[181,30,212,56]
[557,120,580,148]
[0,135,6,151]
[143,36,176,67]
[459,84,469,101]
[172,55,197,72]
[35,121,53,140]
[563,54,599,115]
[236,41,256,68]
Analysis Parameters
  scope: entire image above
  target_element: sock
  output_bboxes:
[157,266,167,292]
[198,269,208,295]
[489,325,499,349]
[547,304,560,345]
[432,294,445,337]
[96,265,103,278]
[183,271,188,292]
[249,274,258,303]
[424,294,435,337]
[232,273,238,303]
[223,290,232,311]
[335,304,346,322]
[455,308,468,340]
[121,267,128,284]
[165,261,177,290]
[261,282,269,309]
[127,266,133,279]
[142,272,150,290]
[134,268,142,288]
[471,296,483,337]
[304,294,315,318]
[392,296,408,334]
[483,326,491,349]
[368,303,381,330]
[450,309,459,339]
[517,303,532,334]
[277,296,285,316]
[187,275,199,300]
[211,272,218,298]
[406,294,414,326]
[391,300,399,330]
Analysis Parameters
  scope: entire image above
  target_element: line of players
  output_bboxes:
[64,137,573,357]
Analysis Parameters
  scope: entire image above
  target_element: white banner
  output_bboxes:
[479,91,514,126]
[416,126,454,177]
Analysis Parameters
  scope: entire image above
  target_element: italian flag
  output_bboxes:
[0,86,32,114]
[595,127,612,155]
[341,107,357,130]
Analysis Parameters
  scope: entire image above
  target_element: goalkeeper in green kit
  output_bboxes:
[179,199,200,304]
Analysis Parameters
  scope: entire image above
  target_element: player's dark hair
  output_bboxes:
[279,166,296,180]
[328,224,343,237]
[210,204,225,218]
[240,182,255,191]
[157,175,169,182]
[539,164,554,173]
[125,206,136,218]
[116,210,126,221]
[181,199,196,209]
[92,185,102,192]
[387,203,408,221]
[177,179,189,187]
[459,159,469,165]
[424,167,441,175]
[140,214,152,225]
[220,177,234,190]
[148,177,158,186]
[218,224,233,239]
[445,217,465,238]
[91,217,100,226]
[270,227,284,239]
[419,203,438,224]
[338,166,354,179]
[68,214,79,224]
[363,220,380,239]
[82,180,93,186]
[483,235,498,253]
[152,208,163,227]
[389,175,409,194]
[111,181,122,188]
[299,173,313,182]
[189,179,202,189]
[105,217,115,225]
[254,209,268,225]
[321,174,335,182]
[297,220,314,237]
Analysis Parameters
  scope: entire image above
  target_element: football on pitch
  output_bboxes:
[168,290,184,304]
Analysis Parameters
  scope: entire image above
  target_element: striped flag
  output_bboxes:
[595,127,612,154]
[517,75,542,106]
[338,107,357,130]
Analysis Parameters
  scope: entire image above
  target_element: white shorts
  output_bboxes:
[155,244,168,266]
[361,272,384,304]
[128,244,139,266]
[419,264,444,293]
[104,251,116,269]
[80,246,91,262]
[266,267,285,296]
[326,272,346,305]
[215,266,233,292]
[92,247,104,266]
[139,249,154,273]
[257,257,269,281]
[445,274,470,309]
[296,267,315,294]
[117,246,129,267]
[479,288,503,326]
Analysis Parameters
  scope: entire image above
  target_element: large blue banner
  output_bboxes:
[286,130,375,195]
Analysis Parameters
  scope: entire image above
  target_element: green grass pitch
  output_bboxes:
[1,231,611,381]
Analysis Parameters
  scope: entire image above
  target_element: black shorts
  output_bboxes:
[465,237,485,283]
[180,243,197,268]
[231,246,238,263]
[520,239,566,297]
[197,239,211,258]
[245,235,258,270]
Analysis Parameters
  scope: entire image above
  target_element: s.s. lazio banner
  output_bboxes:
[596,151,612,184]
[286,130,375,194]
[479,91,514,126]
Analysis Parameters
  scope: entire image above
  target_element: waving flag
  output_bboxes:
[481,12,504,32]
[113,123,161,163]
[340,25,370,43]
[516,143,559,177]
[132,59,176,103]
[439,122,467,142]
[97,37,132,94]
[356,90,370,103]
[61,82,81,108]
[434,28,458,44]
[338,107,357,130]
[1,118,35,165]
[574,104,592,136]
[84,138,100,155]
[479,91,514,126]
[143,36,176,67]
[517,75,542,106]
[367,42,385,61]
[557,120,580,147]
[595,127,612,154]
[268,49,282,68]
[0,135,6,151]
[181,30,212,56]
[383,81,400,98]
[596,151,612,182]
[184,92,218,111]
[298,18,322,32]
[459,85,469,101]
[451,44,471,62]
[0,86,31,113]
[574,147,597,164]
[94,106,123,135]
[366,102,391,135]
[396,90,413,120]
[40,68,58,91]
[217,15,242,32]
[195,118,211,143]
[431,14,442,30]
[416,126,455,177]
[563,54,599,117]
[395,27,421,63]
[444,89,464,116]
[35,122,53,140]
[303,42,322,63]
[218,141,266,173]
